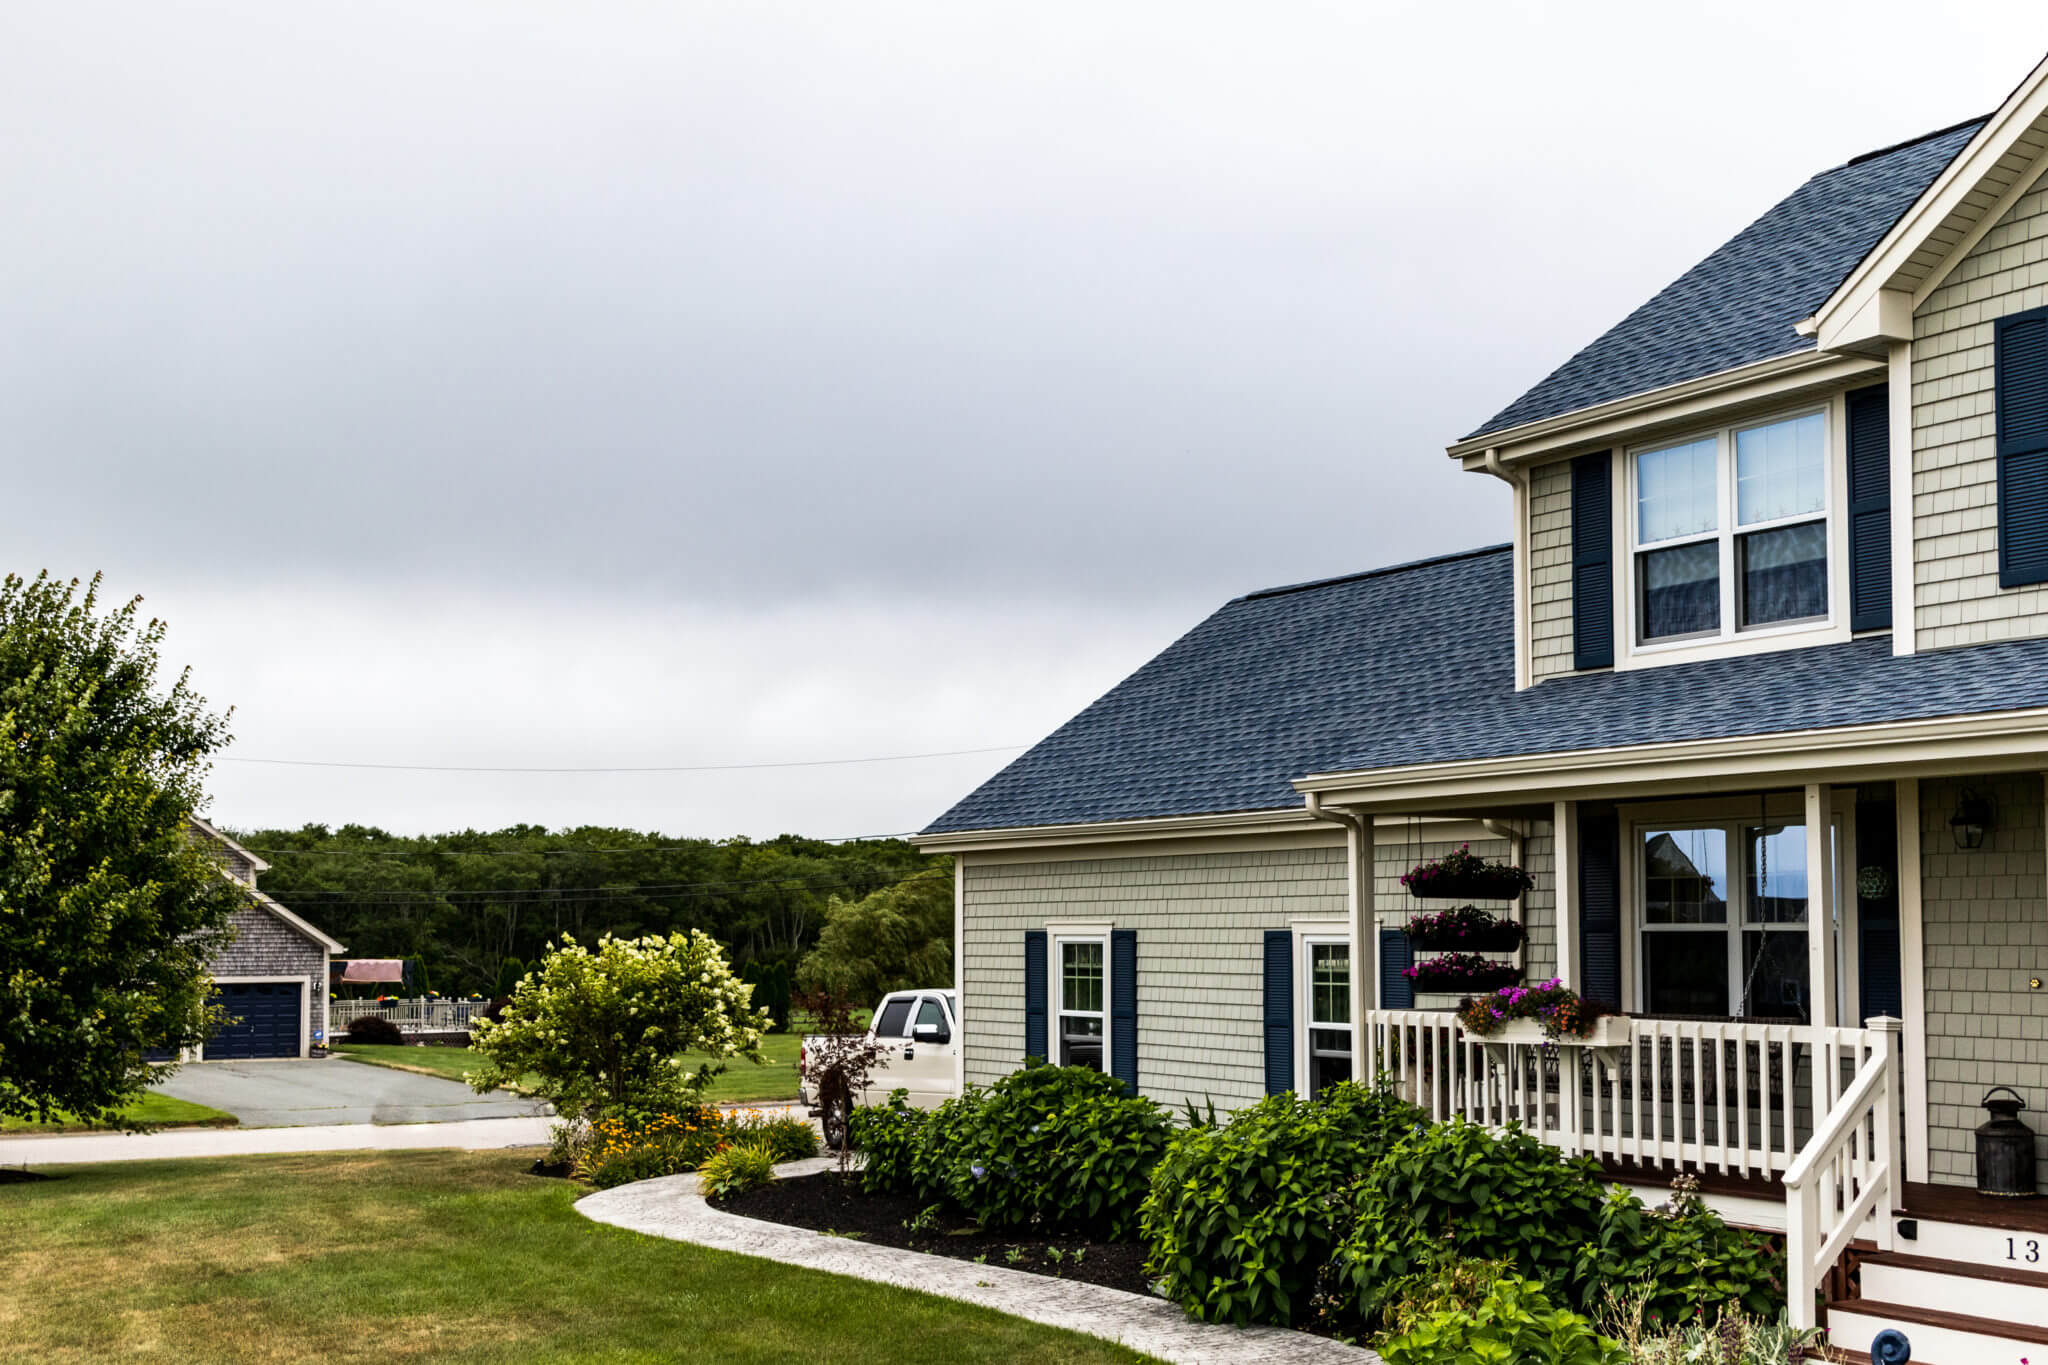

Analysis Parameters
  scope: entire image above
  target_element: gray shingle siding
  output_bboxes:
[962,830,1548,1110]
[213,902,328,1052]
[1466,120,1982,441]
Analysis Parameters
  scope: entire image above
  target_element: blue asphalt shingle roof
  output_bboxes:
[1466,118,1984,441]
[922,547,2048,835]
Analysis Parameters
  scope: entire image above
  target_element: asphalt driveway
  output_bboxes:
[152,1057,549,1128]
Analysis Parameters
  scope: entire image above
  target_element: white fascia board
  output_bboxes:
[914,807,1492,856]
[189,816,271,875]
[1814,286,1914,356]
[249,889,347,955]
[1448,351,1879,468]
[1814,54,2048,337]
[1293,705,2048,810]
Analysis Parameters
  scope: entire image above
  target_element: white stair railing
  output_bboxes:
[1781,1016,1902,1331]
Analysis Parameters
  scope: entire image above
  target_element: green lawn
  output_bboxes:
[2,1149,1153,1364]
[0,1091,237,1134]
[334,1031,803,1105]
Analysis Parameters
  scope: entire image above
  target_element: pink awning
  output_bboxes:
[338,959,406,984]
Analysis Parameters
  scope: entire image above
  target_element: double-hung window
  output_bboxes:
[1303,938,1352,1094]
[1638,822,1815,1021]
[1056,937,1106,1070]
[1634,410,1830,645]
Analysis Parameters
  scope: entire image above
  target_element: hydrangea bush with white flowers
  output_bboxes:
[467,930,766,1120]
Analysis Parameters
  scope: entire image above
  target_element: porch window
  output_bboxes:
[1633,409,1830,645]
[1056,938,1106,1070]
[1639,822,1813,1021]
[1304,939,1352,1094]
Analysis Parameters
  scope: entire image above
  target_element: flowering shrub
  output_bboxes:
[1404,905,1527,952]
[1400,844,1535,901]
[576,1105,817,1188]
[467,929,766,1120]
[1403,952,1521,993]
[1456,980,1610,1040]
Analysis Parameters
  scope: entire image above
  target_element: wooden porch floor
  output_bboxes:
[1899,1180,2048,1232]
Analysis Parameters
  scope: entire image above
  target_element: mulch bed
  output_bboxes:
[711,1170,1153,1296]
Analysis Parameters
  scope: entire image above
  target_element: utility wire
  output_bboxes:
[243,832,924,857]
[219,745,1024,775]
[295,869,949,911]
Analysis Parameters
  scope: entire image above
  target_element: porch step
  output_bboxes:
[1893,1206,2048,1265]
[1826,1299,2048,1362]
[1858,1250,2048,1325]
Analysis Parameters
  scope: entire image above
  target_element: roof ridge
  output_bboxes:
[1839,113,1990,170]
[1237,542,1510,603]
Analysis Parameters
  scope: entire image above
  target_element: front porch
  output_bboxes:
[1299,762,2048,1346]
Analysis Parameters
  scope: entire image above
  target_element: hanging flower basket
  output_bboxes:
[1455,979,1615,1042]
[1404,905,1527,952]
[1403,952,1523,994]
[1401,844,1535,901]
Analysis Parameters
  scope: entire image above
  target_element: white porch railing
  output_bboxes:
[330,998,491,1034]
[1360,1009,1903,1322]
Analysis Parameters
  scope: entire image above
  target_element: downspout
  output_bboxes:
[1306,793,1375,1069]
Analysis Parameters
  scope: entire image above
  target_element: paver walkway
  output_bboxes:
[577,1157,1378,1365]
[0,1114,554,1167]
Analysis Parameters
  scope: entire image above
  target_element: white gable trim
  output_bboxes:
[189,816,271,876]
[1813,55,2048,353]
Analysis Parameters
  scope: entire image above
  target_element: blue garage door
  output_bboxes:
[208,983,301,1059]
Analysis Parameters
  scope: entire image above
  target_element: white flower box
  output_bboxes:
[1473,1015,1629,1048]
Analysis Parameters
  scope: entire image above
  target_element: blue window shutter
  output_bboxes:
[1379,928,1413,1010]
[1570,452,1615,670]
[1996,305,2048,587]
[1846,384,1892,631]
[1579,807,1621,1009]
[1023,931,1047,1063]
[1110,929,1137,1094]
[1262,930,1293,1094]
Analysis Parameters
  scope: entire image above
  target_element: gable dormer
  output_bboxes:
[1459,54,2048,690]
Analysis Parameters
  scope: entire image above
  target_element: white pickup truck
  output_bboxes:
[799,988,960,1144]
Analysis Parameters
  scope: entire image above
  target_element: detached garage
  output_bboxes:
[190,820,345,1060]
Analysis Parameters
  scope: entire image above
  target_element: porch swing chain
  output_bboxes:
[1736,791,1770,1018]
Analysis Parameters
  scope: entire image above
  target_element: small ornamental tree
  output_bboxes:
[467,930,766,1120]
[0,572,244,1128]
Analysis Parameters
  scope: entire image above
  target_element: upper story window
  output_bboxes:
[1632,409,1830,645]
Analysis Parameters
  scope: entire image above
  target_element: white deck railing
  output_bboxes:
[1782,1019,1901,1329]
[330,998,491,1035]
[1362,1010,1899,1200]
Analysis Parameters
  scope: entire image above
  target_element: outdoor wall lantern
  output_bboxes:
[1950,789,1996,850]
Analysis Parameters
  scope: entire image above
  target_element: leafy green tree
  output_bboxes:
[796,867,954,1002]
[467,930,766,1118]
[0,573,243,1126]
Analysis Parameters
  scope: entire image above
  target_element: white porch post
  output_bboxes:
[1897,777,1930,1184]
[1348,814,1376,1084]
[1806,783,1837,1028]
[1554,800,1578,990]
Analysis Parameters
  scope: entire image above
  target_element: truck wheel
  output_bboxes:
[823,1096,852,1151]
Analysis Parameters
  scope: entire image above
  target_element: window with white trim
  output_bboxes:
[1303,937,1352,1094]
[1055,937,1106,1070]
[1638,821,1818,1021]
[1632,409,1830,646]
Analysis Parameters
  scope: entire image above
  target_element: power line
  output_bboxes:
[295,868,949,911]
[218,745,1025,775]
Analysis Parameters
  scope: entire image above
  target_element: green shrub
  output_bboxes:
[1580,1178,1782,1327]
[1140,1078,1425,1327]
[1335,1119,1611,1323]
[1378,1276,1626,1365]
[1376,1254,1517,1338]
[344,1015,404,1046]
[848,1090,927,1195]
[941,1063,1170,1240]
[1601,1294,1822,1364]
[726,1111,820,1163]
[700,1142,779,1198]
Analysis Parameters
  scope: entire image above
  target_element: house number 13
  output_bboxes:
[2008,1237,2041,1263]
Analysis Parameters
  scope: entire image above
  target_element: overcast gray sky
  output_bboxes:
[5,3,2042,837]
